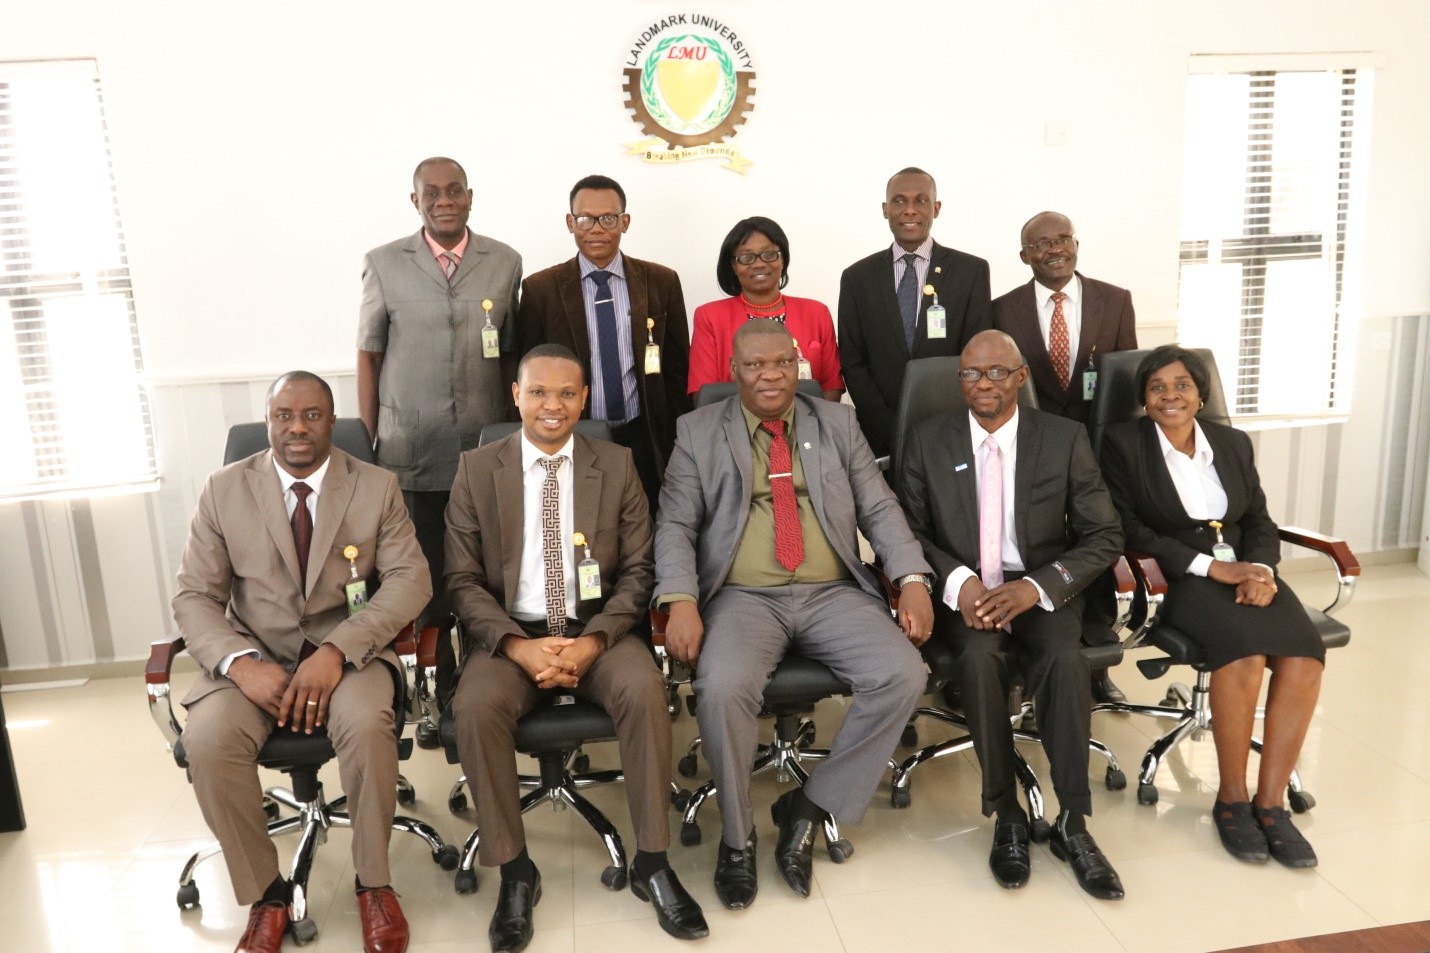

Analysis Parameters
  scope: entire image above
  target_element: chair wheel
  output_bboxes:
[289,917,319,944]
[677,753,699,778]
[1106,767,1127,791]
[434,845,460,870]
[176,882,200,909]
[454,869,478,894]
[262,796,281,820]
[680,822,701,846]
[900,724,919,748]
[601,865,628,891]
[415,721,440,750]
[827,839,854,863]
[1030,818,1051,844]
[448,793,468,814]
[572,753,591,774]
[671,789,692,812]
[1137,782,1159,805]
[397,786,416,806]
[1288,790,1316,813]
[890,786,912,809]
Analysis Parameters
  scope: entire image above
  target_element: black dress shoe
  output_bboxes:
[770,790,817,898]
[713,831,758,909]
[1049,820,1124,900]
[988,819,1031,888]
[1253,805,1317,868]
[1212,799,1269,863]
[488,868,541,953]
[1091,672,1127,704]
[631,867,710,940]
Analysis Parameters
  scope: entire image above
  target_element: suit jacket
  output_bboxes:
[654,394,930,607]
[357,228,523,492]
[172,447,432,706]
[443,431,654,660]
[900,409,1121,610]
[838,241,992,457]
[515,254,692,478]
[992,274,1137,424]
[1098,417,1281,578]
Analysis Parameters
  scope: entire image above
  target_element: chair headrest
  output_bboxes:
[222,419,376,466]
[1089,347,1230,454]
[478,419,614,447]
[694,379,823,409]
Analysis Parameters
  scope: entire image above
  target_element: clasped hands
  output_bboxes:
[228,642,346,734]
[957,577,1040,630]
[1208,559,1278,607]
[500,632,605,689]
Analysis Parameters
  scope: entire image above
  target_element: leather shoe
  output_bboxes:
[1254,805,1318,868]
[770,790,818,898]
[1212,800,1269,863]
[631,866,709,940]
[488,868,541,953]
[988,819,1031,888]
[1091,672,1127,704]
[235,900,288,953]
[713,831,758,909]
[1050,819,1124,900]
[356,885,409,953]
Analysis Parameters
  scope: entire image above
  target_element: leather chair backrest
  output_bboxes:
[1088,347,1230,455]
[694,379,823,409]
[477,419,614,447]
[223,419,376,467]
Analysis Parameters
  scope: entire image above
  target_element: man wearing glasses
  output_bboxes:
[515,174,692,513]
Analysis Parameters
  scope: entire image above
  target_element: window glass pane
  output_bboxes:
[1258,258,1336,416]
[1180,74,1249,242]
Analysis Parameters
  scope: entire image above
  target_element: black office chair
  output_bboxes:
[1087,348,1358,809]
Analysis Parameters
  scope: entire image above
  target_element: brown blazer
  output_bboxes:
[514,254,692,477]
[172,446,432,706]
[443,431,654,661]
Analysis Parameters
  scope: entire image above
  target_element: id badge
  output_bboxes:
[1212,542,1236,562]
[344,579,369,616]
[645,343,661,375]
[1082,369,1098,401]
[481,323,500,359]
[926,304,947,339]
[577,558,602,600]
[797,356,812,380]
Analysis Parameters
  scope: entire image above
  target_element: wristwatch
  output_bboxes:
[893,573,933,595]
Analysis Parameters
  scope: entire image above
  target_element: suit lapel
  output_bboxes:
[308,450,356,600]
[246,454,303,591]
[624,255,649,369]
[571,435,602,557]
[1012,282,1061,400]
[407,229,452,291]
[557,259,592,366]
[494,435,526,608]
[793,398,824,521]
[945,414,981,552]
[449,230,486,292]
[873,251,911,359]
[1202,422,1248,517]
[1073,273,1101,372]
[1138,417,1195,527]
[1013,412,1039,554]
[723,399,753,509]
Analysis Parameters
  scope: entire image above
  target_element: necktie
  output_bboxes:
[291,481,313,589]
[588,270,627,422]
[1049,291,1070,388]
[440,252,458,282]
[978,436,1004,590]
[539,457,568,636]
[761,419,804,572]
[896,253,920,350]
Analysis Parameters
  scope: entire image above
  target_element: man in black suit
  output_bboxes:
[992,210,1138,703]
[900,330,1126,901]
[838,167,991,458]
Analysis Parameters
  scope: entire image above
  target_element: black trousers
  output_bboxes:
[403,489,454,702]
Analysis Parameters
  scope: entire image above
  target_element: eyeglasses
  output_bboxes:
[958,365,1025,382]
[733,249,782,266]
[572,213,624,231]
[1021,235,1077,253]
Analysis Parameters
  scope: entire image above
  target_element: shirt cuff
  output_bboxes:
[218,649,262,678]
[942,567,977,610]
[1188,554,1214,577]
[1251,562,1275,578]
[657,594,697,609]
[1025,577,1055,612]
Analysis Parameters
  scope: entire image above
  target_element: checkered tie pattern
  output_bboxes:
[440,252,458,282]
[1049,291,1071,388]
[896,252,920,349]
[760,419,804,572]
[540,458,568,636]
[290,481,313,589]
[978,436,1004,591]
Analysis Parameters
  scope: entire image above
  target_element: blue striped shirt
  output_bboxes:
[578,253,639,424]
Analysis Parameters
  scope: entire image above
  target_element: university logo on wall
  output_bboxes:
[622,15,756,174]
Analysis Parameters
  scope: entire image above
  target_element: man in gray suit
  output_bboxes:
[655,320,934,909]
[357,156,522,703]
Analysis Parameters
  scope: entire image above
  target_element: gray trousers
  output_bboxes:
[695,581,926,849]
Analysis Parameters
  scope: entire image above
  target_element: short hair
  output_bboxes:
[1135,345,1212,404]
[569,174,627,212]
[731,316,793,353]
[412,156,467,190]
[1020,210,1073,245]
[961,329,1025,366]
[886,166,937,196]
[715,216,791,297]
[266,371,334,413]
[518,343,585,385]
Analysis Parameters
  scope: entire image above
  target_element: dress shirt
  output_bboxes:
[511,434,578,623]
[941,410,1053,612]
[891,237,934,297]
[422,228,469,266]
[578,253,638,425]
[1154,420,1229,578]
[1033,275,1082,366]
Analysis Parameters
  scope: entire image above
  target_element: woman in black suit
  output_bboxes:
[1098,345,1323,868]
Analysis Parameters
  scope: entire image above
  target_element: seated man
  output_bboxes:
[445,344,707,953]
[173,371,430,953]
[656,320,934,909]
[900,330,1125,900]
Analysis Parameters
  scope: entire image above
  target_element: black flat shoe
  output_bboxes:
[713,831,758,909]
[1050,820,1124,901]
[488,868,541,953]
[770,790,817,898]
[1091,672,1127,704]
[1254,805,1317,868]
[1212,800,1269,863]
[988,819,1031,888]
[631,867,709,940]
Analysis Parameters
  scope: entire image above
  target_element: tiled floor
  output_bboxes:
[3,562,1428,952]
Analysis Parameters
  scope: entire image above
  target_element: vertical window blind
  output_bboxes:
[0,59,157,501]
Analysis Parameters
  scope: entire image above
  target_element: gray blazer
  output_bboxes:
[654,394,930,607]
[357,228,522,492]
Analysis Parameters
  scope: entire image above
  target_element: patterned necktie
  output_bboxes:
[761,419,804,572]
[588,270,627,422]
[896,252,920,350]
[440,251,458,282]
[978,437,1004,590]
[291,481,313,589]
[1049,291,1071,388]
[540,457,568,636]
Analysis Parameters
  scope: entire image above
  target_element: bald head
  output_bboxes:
[1019,211,1078,291]
[960,330,1027,429]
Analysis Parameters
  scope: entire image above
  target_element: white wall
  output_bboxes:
[2,1,1428,669]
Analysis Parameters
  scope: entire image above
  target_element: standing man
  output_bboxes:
[900,331,1125,901]
[516,174,691,512]
[445,345,707,951]
[993,211,1138,702]
[838,167,992,458]
[656,320,933,909]
[357,156,522,704]
[173,371,430,953]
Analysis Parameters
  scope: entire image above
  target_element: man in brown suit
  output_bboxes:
[445,345,707,952]
[514,174,692,512]
[173,371,430,953]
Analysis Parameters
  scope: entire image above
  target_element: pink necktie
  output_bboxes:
[1049,291,1070,388]
[979,435,1004,590]
[441,252,458,282]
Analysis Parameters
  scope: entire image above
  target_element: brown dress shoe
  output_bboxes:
[357,886,410,953]
[235,901,288,953]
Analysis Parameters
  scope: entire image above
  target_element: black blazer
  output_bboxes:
[1098,417,1281,578]
[838,242,991,456]
[900,408,1122,609]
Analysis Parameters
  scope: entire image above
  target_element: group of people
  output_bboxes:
[169,158,1328,953]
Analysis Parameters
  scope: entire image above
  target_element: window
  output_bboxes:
[1177,57,1374,419]
[0,59,156,501]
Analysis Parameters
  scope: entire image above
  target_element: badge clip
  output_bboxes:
[1209,520,1236,562]
[342,545,368,615]
[573,532,602,601]
[480,298,499,359]
[924,284,947,339]
[791,337,812,380]
[644,317,661,375]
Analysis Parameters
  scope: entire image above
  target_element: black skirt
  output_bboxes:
[1159,574,1326,670]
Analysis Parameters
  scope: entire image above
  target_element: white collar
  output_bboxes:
[1155,419,1215,467]
[520,432,575,472]
[273,454,331,494]
[969,407,1019,454]
[1033,274,1080,309]
[890,236,934,263]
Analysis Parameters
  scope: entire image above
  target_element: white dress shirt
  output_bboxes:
[1033,275,1082,368]
[1155,420,1229,578]
[511,433,578,623]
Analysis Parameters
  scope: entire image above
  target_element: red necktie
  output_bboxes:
[291,481,313,588]
[1049,291,1071,388]
[760,419,804,572]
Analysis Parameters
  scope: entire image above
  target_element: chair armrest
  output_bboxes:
[1278,526,1359,613]
[649,609,668,649]
[868,565,902,613]
[145,638,186,750]
[1110,555,1136,634]
[1121,550,1169,648]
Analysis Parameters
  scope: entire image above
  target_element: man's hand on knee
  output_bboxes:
[227,656,292,721]
[957,578,995,630]
[974,580,1040,628]
[279,643,345,733]
[665,602,704,667]
[897,583,935,646]
[502,635,579,688]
